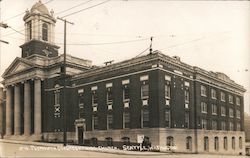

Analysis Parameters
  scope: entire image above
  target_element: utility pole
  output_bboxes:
[57,17,74,146]
[149,36,153,54]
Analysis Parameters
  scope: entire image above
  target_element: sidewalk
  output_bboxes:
[0,139,168,156]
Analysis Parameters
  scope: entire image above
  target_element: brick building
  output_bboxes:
[0,1,246,155]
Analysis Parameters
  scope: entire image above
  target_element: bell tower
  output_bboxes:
[20,0,59,58]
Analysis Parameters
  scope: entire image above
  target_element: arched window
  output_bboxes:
[121,137,130,146]
[42,23,48,41]
[167,136,174,146]
[186,136,192,151]
[27,21,32,40]
[232,137,235,150]
[90,137,98,147]
[214,137,219,151]
[204,136,209,151]
[239,137,242,149]
[223,137,228,150]
[106,137,113,147]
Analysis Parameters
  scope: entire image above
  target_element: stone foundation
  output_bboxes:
[2,128,245,155]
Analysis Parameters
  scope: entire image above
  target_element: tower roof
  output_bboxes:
[30,0,49,15]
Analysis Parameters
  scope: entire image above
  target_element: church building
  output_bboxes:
[0,1,246,155]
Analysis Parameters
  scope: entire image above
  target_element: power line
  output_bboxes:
[8,26,25,36]
[2,0,55,22]
[2,0,109,38]
[158,36,206,51]
[55,37,149,46]
[55,0,94,15]
[61,0,111,18]
[134,47,149,58]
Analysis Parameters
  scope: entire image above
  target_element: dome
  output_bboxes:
[30,0,50,15]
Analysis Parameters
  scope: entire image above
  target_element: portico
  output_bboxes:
[4,77,42,140]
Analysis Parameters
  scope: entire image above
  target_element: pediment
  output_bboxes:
[2,57,34,77]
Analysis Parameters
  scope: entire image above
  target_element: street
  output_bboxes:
[0,141,249,158]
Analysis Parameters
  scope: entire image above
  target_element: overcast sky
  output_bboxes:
[0,0,249,114]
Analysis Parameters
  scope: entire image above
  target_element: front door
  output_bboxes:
[78,126,84,145]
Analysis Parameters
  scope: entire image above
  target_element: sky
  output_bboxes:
[0,0,249,114]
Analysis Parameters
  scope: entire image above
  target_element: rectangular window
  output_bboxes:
[78,88,84,94]
[204,137,209,151]
[236,97,240,106]
[54,104,60,118]
[123,112,130,129]
[78,97,84,118]
[236,110,240,119]
[221,106,226,116]
[92,116,98,130]
[184,81,190,87]
[165,75,171,81]
[184,89,189,103]
[123,85,129,101]
[212,104,217,115]
[140,75,149,81]
[186,137,192,150]
[236,123,241,131]
[201,102,207,113]
[229,95,233,104]
[141,84,149,99]
[229,122,234,131]
[107,88,113,104]
[122,79,130,85]
[54,90,60,105]
[211,89,217,99]
[185,112,189,128]
[107,114,113,130]
[165,110,171,128]
[212,120,217,130]
[229,108,234,118]
[142,109,149,128]
[92,91,98,105]
[201,119,207,130]
[165,84,171,99]
[201,85,207,97]
[221,121,226,130]
[221,92,225,102]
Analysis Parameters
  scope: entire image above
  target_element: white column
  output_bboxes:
[5,86,13,136]
[14,84,21,135]
[34,79,41,135]
[0,87,4,136]
[24,81,31,136]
